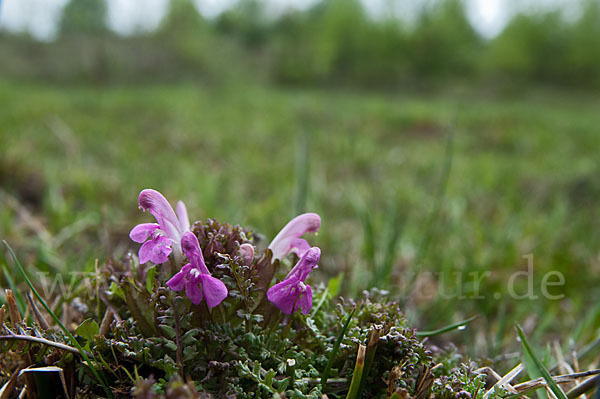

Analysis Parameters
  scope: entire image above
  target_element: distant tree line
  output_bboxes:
[1,0,599,90]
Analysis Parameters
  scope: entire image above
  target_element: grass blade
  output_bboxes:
[516,323,568,399]
[361,207,377,275]
[357,325,382,397]
[376,202,406,288]
[321,306,356,391]
[3,240,114,399]
[293,130,309,216]
[346,344,366,399]
[413,121,455,274]
[416,315,478,337]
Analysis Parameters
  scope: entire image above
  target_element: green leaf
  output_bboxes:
[327,273,343,298]
[264,369,275,387]
[182,328,199,345]
[516,323,567,399]
[310,274,344,318]
[75,319,99,350]
[253,360,261,376]
[159,325,176,339]
[146,265,156,294]
[183,346,198,362]
[108,281,124,299]
[416,316,478,337]
[276,377,290,393]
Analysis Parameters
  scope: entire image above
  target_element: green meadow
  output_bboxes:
[2,79,599,361]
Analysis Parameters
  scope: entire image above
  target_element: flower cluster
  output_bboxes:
[130,189,321,313]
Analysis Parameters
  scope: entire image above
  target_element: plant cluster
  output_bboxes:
[0,189,490,398]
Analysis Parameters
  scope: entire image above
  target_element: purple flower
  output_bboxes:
[166,232,228,307]
[268,213,321,260]
[129,189,190,264]
[267,246,320,315]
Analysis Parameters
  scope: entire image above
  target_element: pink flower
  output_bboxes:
[268,213,321,260]
[129,189,190,264]
[238,243,255,266]
[267,247,320,315]
[166,232,228,307]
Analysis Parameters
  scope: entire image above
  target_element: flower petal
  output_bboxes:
[288,238,311,258]
[176,200,190,232]
[139,234,172,264]
[181,232,210,274]
[129,223,160,243]
[286,247,320,281]
[297,284,313,315]
[238,243,255,266]
[166,264,192,291]
[138,240,154,264]
[267,275,301,315]
[268,213,321,260]
[185,281,204,305]
[197,274,228,308]
[138,189,182,240]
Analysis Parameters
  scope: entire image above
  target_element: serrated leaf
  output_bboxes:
[183,346,198,362]
[182,328,199,345]
[276,377,290,393]
[75,319,99,350]
[264,369,276,386]
[164,341,177,352]
[159,325,176,339]
[253,361,261,376]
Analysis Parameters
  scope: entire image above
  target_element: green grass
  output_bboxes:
[1,79,600,360]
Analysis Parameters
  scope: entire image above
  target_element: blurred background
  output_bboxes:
[1,0,600,357]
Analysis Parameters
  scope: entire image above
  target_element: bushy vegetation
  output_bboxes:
[0,214,489,398]
[2,0,600,89]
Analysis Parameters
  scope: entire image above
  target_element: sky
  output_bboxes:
[0,0,577,41]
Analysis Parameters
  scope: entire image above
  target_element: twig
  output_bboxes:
[482,363,522,398]
[0,362,25,399]
[0,334,80,354]
[27,292,50,330]
[513,369,600,392]
[99,292,122,322]
[5,289,22,326]
[566,375,600,399]
[99,309,113,337]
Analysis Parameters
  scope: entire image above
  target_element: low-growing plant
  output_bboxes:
[2,188,577,398]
